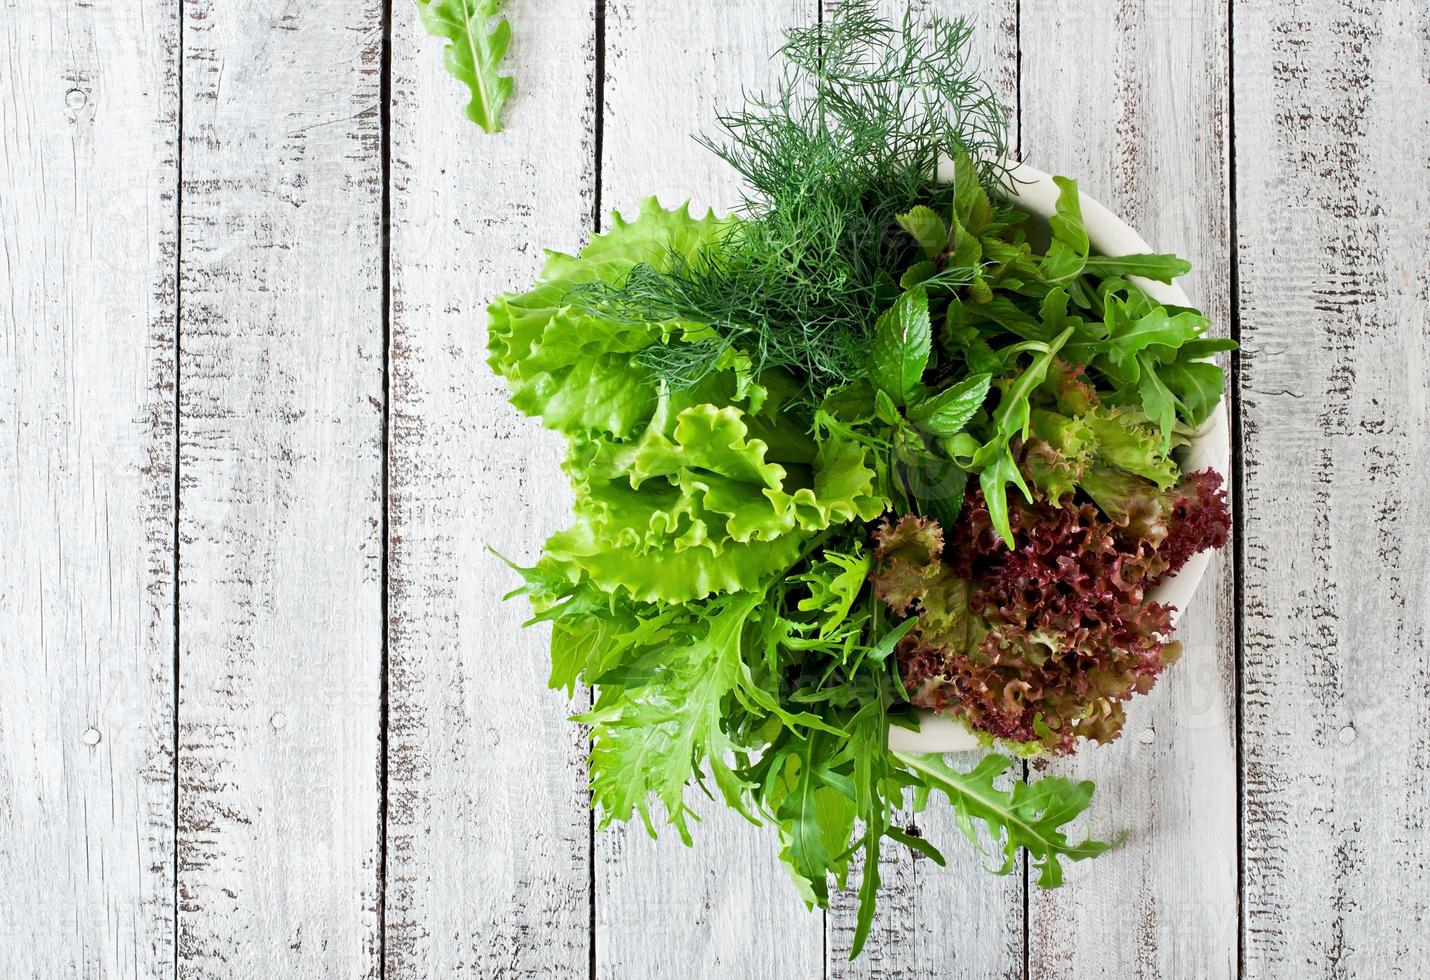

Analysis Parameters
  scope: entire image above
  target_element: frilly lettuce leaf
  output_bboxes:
[489,198,889,604]
[488,198,735,439]
[546,399,886,603]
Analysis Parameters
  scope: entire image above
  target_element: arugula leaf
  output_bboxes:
[865,617,919,665]
[1158,358,1227,428]
[846,693,896,958]
[770,731,858,907]
[897,206,949,261]
[1103,297,1208,368]
[869,287,932,406]
[978,448,1032,549]
[1082,253,1192,283]
[1133,356,1180,451]
[417,0,514,134]
[1176,337,1239,359]
[894,752,1118,887]
[1040,176,1090,282]
[973,328,1072,546]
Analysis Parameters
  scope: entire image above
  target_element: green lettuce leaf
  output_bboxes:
[546,399,887,602]
[577,593,763,841]
[488,198,735,438]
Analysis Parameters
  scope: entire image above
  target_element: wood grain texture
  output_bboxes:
[1020,3,1240,977]
[175,2,385,976]
[385,2,596,976]
[0,2,179,976]
[592,3,826,977]
[821,2,1025,975]
[1234,0,1430,975]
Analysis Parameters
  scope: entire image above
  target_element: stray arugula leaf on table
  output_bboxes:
[417,0,513,134]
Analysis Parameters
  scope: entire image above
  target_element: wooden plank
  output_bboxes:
[0,2,179,976]
[384,2,596,976]
[174,2,385,975]
[1019,3,1240,977]
[1234,0,1430,974]
[821,1,1025,976]
[592,3,826,977]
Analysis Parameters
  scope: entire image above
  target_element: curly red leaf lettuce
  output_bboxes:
[872,470,1229,754]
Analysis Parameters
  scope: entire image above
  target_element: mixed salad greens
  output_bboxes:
[484,2,1231,955]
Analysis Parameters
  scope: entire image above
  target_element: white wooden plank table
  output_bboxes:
[1,1,1425,977]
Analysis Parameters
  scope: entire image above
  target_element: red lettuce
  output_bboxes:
[873,469,1229,754]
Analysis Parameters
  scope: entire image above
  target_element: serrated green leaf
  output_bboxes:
[895,751,1118,886]
[874,388,901,426]
[1136,353,1181,452]
[907,373,992,435]
[897,206,949,260]
[869,287,931,406]
[1159,358,1227,428]
[949,219,983,269]
[899,260,937,289]
[417,0,514,134]
[1104,297,1207,367]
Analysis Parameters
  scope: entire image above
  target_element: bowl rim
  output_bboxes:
[887,160,1232,754]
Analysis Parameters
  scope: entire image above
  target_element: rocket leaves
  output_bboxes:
[417,0,514,134]
[895,752,1115,887]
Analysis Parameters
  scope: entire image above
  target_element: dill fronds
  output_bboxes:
[577,0,1011,400]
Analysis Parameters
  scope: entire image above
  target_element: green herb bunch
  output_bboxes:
[482,0,1232,958]
[572,3,1009,397]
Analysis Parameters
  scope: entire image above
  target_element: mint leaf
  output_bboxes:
[950,151,992,234]
[869,287,932,406]
[417,0,514,134]
[907,373,992,435]
[897,206,949,261]
[1104,297,1207,367]
[899,260,937,290]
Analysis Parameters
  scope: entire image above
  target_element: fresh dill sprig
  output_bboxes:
[571,0,1011,399]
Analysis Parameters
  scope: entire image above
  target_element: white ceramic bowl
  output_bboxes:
[887,161,1232,754]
